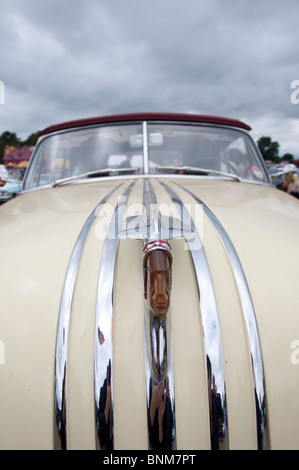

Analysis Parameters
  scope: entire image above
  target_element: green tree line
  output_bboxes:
[257,136,296,163]
[0,131,39,164]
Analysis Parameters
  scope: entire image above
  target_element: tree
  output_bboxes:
[22,132,39,147]
[0,131,21,164]
[257,136,280,163]
[0,131,40,164]
[282,153,294,161]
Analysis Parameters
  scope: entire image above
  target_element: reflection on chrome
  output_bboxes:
[142,180,176,450]
[144,303,176,450]
[94,182,135,450]
[161,181,229,450]
[177,182,269,450]
[145,309,170,380]
[54,184,123,450]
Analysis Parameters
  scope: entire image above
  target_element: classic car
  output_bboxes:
[0,112,299,451]
[0,169,23,204]
[0,182,20,204]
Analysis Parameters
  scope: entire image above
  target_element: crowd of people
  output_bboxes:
[270,163,299,199]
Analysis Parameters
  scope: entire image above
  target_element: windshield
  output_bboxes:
[24,123,144,189]
[24,122,268,189]
[147,124,267,181]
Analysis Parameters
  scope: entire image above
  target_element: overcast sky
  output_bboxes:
[0,0,299,156]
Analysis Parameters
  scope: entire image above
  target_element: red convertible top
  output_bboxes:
[39,112,251,136]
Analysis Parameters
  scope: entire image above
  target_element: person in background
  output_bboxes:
[281,164,299,199]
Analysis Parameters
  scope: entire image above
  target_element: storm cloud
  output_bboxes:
[0,0,299,155]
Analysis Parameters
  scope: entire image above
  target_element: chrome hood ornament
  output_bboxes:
[119,180,191,318]
[143,241,172,318]
[118,180,194,449]
[55,179,234,450]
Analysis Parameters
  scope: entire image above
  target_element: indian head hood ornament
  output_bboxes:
[119,180,191,318]
[143,240,172,317]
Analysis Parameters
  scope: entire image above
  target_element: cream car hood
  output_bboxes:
[0,177,299,450]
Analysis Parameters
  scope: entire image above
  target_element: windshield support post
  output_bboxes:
[143,121,149,174]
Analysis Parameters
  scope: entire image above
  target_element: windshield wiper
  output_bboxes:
[155,165,242,182]
[52,167,139,187]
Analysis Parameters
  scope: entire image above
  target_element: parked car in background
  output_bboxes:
[0,180,21,203]
[0,169,24,203]
[0,113,299,450]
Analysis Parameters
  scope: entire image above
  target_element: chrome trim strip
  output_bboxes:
[144,304,172,383]
[54,184,123,450]
[142,180,176,450]
[176,182,269,450]
[94,182,135,450]
[144,304,176,450]
[160,181,229,450]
